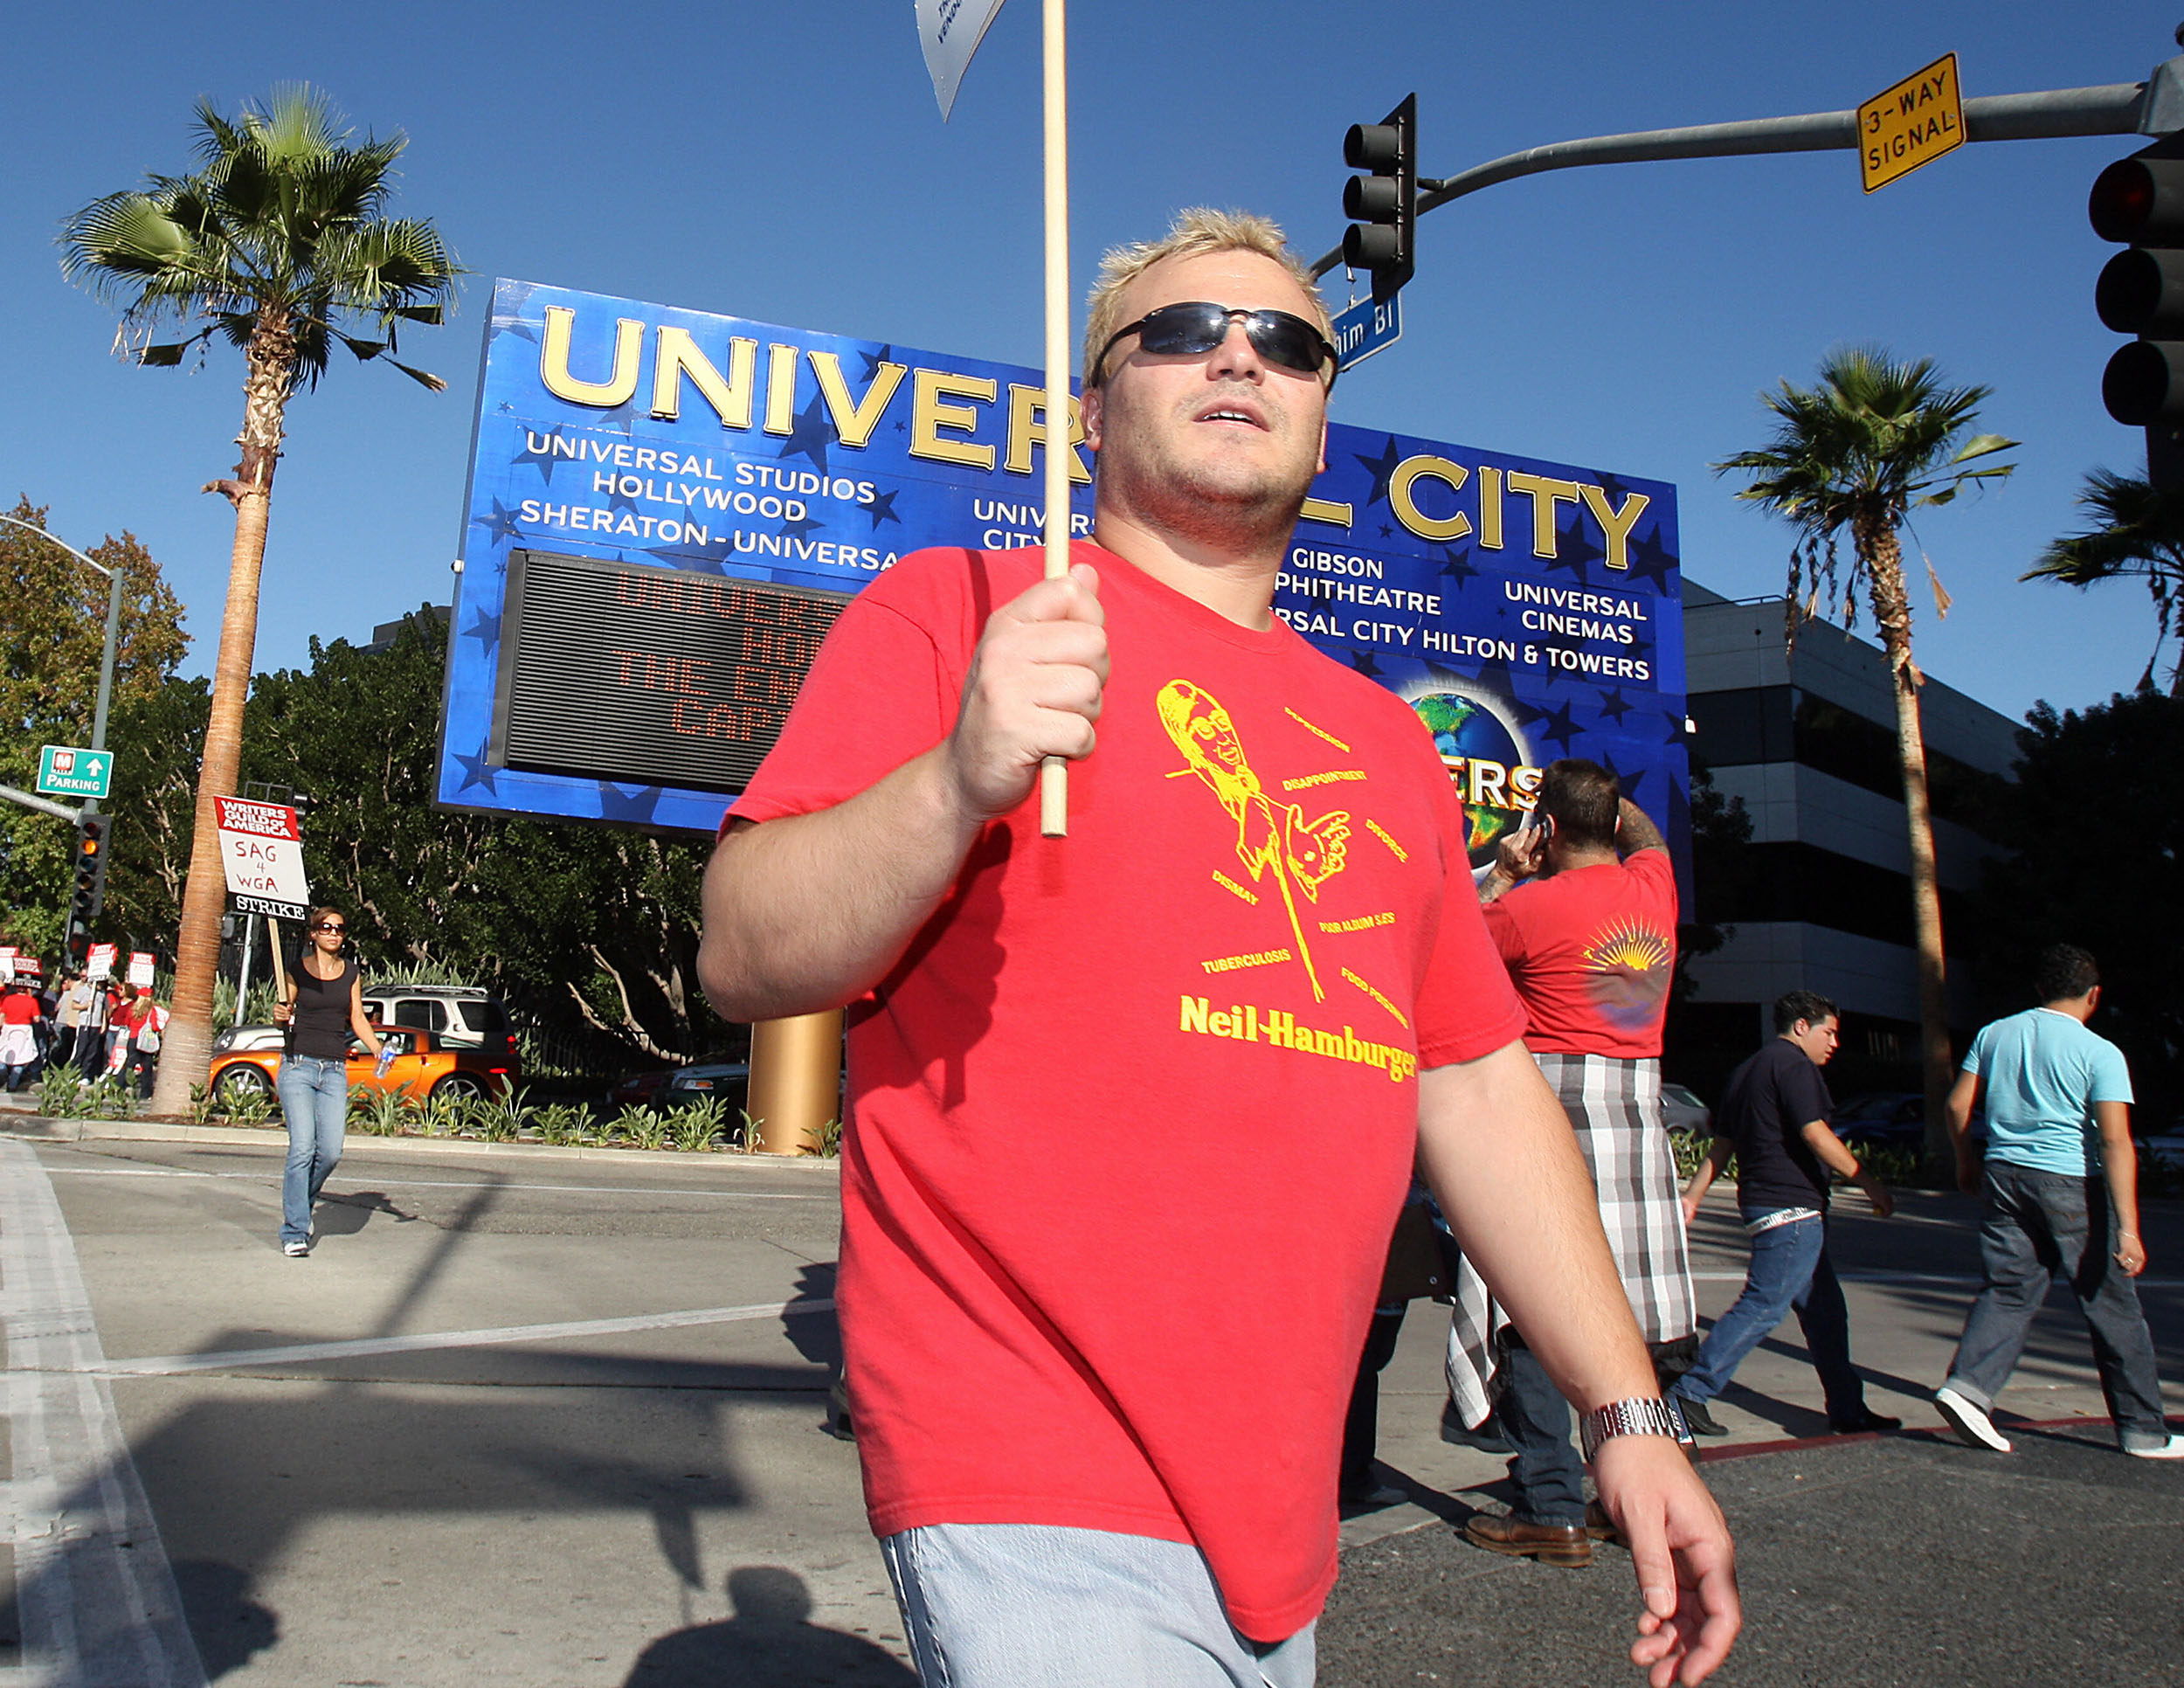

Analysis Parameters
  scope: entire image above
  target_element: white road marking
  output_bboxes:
[43,1167,827,1200]
[73,1297,838,1379]
[0,1137,207,1686]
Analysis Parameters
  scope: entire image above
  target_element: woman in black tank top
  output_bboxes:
[272,905,384,1256]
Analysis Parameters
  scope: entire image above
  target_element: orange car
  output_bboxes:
[207,1026,515,1106]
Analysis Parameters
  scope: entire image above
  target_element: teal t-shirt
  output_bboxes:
[1963,1007,2133,1177]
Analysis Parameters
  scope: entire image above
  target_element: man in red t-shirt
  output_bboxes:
[1448,759,1700,1568]
[700,211,1737,1688]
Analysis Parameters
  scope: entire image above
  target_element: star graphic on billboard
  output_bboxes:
[778,396,833,474]
[512,427,567,484]
[464,606,501,649]
[859,344,895,383]
[1546,512,1606,580]
[861,488,902,531]
[470,499,522,543]
[646,536,734,572]
[778,509,826,542]
[1530,699,1584,752]
[1624,525,1678,591]
[450,747,500,795]
[607,480,641,516]
[1434,542,1479,587]
[591,397,639,436]
[1351,437,1403,508]
[1347,648,1385,678]
[1595,687,1634,724]
[1600,749,1648,802]
[597,784,663,825]
[1657,709,1690,744]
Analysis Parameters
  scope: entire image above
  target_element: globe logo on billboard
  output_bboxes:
[1411,692,1535,868]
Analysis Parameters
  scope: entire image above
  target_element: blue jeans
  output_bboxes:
[1675,1209,1867,1422]
[278,1055,348,1245]
[881,1524,1315,1688]
[1945,1159,2170,1450]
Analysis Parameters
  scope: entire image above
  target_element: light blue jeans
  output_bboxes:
[277,1055,348,1245]
[881,1524,1315,1688]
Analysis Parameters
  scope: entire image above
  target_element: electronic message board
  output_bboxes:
[441,279,1689,878]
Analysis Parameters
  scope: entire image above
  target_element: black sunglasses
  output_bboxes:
[313,922,345,934]
[1093,301,1338,389]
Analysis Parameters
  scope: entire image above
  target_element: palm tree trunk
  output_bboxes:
[1856,510,1954,1174]
[149,310,290,1116]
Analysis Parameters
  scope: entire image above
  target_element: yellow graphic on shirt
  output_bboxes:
[1581,917,1675,1030]
[1158,679,1352,1001]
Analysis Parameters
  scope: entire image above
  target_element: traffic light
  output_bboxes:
[69,813,108,938]
[1343,93,1417,303]
[2091,138,2184,488]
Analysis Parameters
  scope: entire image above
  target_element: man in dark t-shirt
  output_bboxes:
[1669,991,1897,1436]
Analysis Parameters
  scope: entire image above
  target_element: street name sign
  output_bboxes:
[214,796,310,922]
[37,744,113,800]
[1331,292,1403,372]
[1860,53,1964,193]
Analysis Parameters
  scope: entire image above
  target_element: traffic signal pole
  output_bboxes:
[1308,64,2184,280]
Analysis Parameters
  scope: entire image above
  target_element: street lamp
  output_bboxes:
[0,514,126,948]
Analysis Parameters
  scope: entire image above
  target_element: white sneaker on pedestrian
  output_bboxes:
[282,1238,310,1258]
[2125,1435,2184,1459]
[1935,1386,2011,1452]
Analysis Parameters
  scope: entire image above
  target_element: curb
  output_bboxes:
[0,1114,843,1171]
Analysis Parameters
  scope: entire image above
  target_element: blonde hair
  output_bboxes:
[1082,208,1330,390]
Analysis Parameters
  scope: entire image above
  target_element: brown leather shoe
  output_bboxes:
[1584,1499,1622,1544]
[1463,1512,1593,1567]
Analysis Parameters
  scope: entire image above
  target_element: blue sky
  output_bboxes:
[3,1,2177,724]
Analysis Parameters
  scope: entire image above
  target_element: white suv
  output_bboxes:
[361,986,517,1065]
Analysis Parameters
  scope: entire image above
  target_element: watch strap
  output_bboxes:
[1579,1395,1693,1462]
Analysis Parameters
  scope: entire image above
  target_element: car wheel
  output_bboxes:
[215,1065,273,1102]
[431,1073,487,1101]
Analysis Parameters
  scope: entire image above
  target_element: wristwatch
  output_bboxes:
[1579,1396,1695,1463]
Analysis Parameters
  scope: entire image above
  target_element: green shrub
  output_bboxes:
[466,1085,529,1143]
[618,1106,668,1151]
[352,1087,414,1137]
[187,1082,217,1126]
[35,1065,86,1118]
[530,1101,590,1146]
[803,1117,843,1159]
[668,1095,728,1153]
[219,1086,276,1130]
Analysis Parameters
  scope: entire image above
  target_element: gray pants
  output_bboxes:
[881,1524,1315,1688]
[1943,1159,2171,1451]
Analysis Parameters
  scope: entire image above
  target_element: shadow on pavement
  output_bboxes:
[167,1562,278,1678]
[623,1567,915,1687]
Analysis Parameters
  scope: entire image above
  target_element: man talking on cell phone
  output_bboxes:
[701,210,1738,1687]
[1448,760,1702,1568]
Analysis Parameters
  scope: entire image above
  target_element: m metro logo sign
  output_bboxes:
[1860,53,1964,193]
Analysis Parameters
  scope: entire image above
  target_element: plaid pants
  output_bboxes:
[1445,1052,1697,1429]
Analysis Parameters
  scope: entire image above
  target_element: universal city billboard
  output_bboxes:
[439,279,1690,879]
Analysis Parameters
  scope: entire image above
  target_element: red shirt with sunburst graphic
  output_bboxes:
[1482,848,1677,1056]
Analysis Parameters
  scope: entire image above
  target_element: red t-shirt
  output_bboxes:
[1,990,38,1026]
[732,543,1523,1640]
[1482,849,1678,1057]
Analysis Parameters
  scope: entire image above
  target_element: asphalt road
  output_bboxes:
[2,1121,2179,1686]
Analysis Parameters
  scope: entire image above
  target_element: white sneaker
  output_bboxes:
[1935,1386,2012,1452]
[2125,1435,2184,1459]
[282,1238,310,1258]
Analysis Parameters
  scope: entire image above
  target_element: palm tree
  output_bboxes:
[1714,348,2016,1173]
[60,86,460,1116]
[2025,468,2184,695]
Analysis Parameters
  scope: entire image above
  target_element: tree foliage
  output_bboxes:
[2025,468,2184,695]
[243,613,727,1065]
[0,497,190,955]
[1969,689,2183,1132]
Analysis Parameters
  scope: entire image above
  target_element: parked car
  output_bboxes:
[361,985,518,1065]
[211,1022,284,1055]
[1831,1091,1925,1154]
[2140,1130,2184,1172]
[1660,1083,1711,1136]
[661,1060,750,1110]
[607,1067,674,1110]
[207,1025,515,1105]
